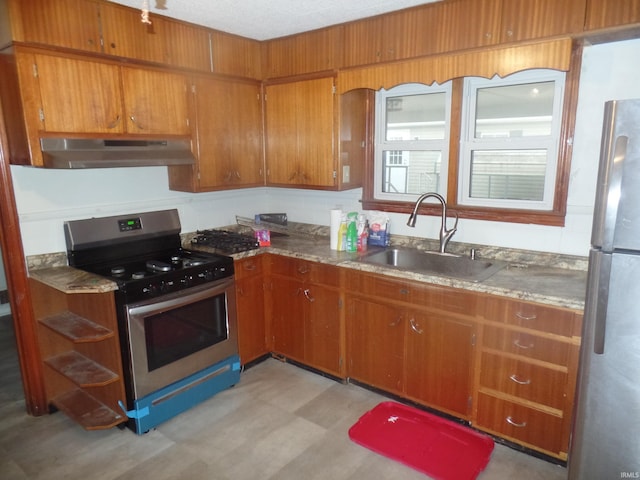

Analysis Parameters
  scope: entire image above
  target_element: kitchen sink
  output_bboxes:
[360,248,507,282]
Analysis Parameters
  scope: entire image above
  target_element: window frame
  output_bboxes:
[373,82,452,202]
[458,70,566,211]
[361,48,582,227]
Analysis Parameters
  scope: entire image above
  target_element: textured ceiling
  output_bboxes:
[109,0,441,41]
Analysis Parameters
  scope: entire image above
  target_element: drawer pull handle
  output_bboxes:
[506,416,527,428]
[389,316,402,327]
[409,318,423,334]
[515,312,537,321]
[514,338,534,349]
[399,288,410,295]
[243,263,257,271]
[509,374,531,385]
[297,266,309,274]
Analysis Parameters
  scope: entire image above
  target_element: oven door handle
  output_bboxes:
[127,277,234,317]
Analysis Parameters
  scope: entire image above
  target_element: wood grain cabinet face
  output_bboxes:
[499,0,587,43]
[269,257,343,377]
[264,76,369,191]
[345,270,477,418]
[170,76,263,192]
[5,0,102,52]
[476,295,582,459]
[28,53,124,135]
[235,256,268,365]
[584,0,640,30]
[265,77,336,188]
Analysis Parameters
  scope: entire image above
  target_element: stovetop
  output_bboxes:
[191,229,260,254]
[80,248,234,302]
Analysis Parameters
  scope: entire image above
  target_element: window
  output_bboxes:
[459,70,565,210]
[374,83,451,202]
[366,68,573,225]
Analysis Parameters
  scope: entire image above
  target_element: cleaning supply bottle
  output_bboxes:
[346,212,358,252]
[356,214,368,253]
[337,213,348,251]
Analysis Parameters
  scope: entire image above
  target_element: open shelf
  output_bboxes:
[44,351,119,387]
[40,311,114,343]
[51,389,125,430]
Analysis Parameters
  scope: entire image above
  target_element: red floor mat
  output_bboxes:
[348,402,494,479]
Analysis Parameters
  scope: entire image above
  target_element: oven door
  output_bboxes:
[125,277,238,399]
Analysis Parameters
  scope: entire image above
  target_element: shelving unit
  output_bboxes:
[30,278,127,430]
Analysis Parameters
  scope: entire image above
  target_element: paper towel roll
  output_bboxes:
[330,208,342,250]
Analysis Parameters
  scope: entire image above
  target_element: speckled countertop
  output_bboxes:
[27,221,587,311]
[184,222,588,311]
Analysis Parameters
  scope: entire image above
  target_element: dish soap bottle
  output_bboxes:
[337,213,348,251]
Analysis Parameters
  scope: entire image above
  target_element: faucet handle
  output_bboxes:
[447,212,459,233]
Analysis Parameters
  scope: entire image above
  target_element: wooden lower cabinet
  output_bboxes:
[235,256,268,365]
[345,270,477,419]
[474,295,582,460]
[268,256,344,377]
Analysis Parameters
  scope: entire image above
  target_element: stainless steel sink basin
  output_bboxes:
[361,248,507,282]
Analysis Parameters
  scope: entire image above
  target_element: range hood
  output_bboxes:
[40,138,195,169]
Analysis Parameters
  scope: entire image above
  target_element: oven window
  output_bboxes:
[144,293,228,371]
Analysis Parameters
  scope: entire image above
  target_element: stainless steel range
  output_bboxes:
[64,209,240,434]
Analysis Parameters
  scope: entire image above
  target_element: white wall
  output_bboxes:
[10,38,640,258]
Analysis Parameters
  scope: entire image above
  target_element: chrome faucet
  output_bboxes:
[407,192,459,254]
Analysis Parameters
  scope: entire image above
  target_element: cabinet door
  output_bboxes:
[500,0,587,43]
[99,2,167,64]
[8,0,102,52]
[33,54,123,134]
[195,77,263,190]
[236,274,267,365]
[210,31,262,79]
[164,21,211,72]
[437,0,501,52]
[346,297,404,393]
[305,285,342,376]
[121,67,190,136]
[270,276,305,361]
[343,16,384,67]
[404,310,475,416]
[265,77,335,187]
[585,0,640,30]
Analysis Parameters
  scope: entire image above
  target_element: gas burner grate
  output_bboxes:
[191,229,260,254]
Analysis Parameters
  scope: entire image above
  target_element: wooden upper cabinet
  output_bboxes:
[120,67,191,136]
[265,76,335,188]
[4,0,102,53]
[210,31,262,79]
[499,0,587,43]
[437,0,501,52]
[29,53,124,135]
[163,21,211,72]
[99,2,167,64]
[343,16,385,67]
[183,76,263,191]
[585,0,640,31]
[264,25,343,79]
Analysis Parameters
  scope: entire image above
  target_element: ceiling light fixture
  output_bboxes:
[141,0,151,24]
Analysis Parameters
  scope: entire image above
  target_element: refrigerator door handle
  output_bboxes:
[593,252,612,354]
[601,135,628,251]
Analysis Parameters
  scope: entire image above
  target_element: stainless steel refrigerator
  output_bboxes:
[568,98,640,479]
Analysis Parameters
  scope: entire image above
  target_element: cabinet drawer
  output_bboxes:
[479,352,568,410]
[234,256,264,280]
[476,393,564,455]
[483,296,580,337]
[344,270,476,315]
[270,256,340,286]
[482,325,573,366]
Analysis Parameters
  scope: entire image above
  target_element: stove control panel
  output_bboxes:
[118,217,142,232]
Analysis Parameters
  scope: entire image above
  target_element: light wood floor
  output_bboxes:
[0,317,567,479]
